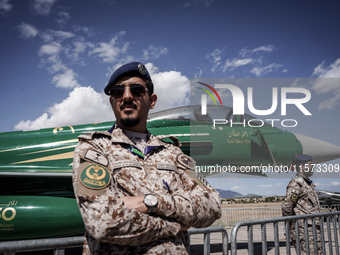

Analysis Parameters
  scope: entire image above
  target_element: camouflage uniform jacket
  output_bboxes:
[282,173,321,217]
[72,125,221,255]
[282,174,322,254]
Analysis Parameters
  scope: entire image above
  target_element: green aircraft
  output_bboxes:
[1,105,340,241]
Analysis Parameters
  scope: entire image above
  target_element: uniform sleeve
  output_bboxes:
[282,179,301,217]
[154,153,221,228]
[72,140,181,246]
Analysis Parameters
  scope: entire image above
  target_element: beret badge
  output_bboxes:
[138,63,147,75]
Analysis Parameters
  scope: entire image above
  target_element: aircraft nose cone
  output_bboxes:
[294,133,340,163]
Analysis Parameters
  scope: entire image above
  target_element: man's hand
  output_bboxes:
[180,224,190,231]
[119,195,148,213]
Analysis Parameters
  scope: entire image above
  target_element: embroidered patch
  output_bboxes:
[177,153,195,170]
[80,164,111,190]
[84,150,108,166]
[290,193,298,203]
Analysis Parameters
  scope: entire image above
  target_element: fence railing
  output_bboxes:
[0,227,228,255]
[188,227,228,255]
[1,210,339,255]
[230,211,340,255]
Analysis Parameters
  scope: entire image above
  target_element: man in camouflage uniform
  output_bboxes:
[282,154,322,255]
[72,62,221,254]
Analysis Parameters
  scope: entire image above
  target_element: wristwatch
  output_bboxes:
[143,194,158,213]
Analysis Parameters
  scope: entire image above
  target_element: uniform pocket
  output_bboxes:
[112,160,150,196]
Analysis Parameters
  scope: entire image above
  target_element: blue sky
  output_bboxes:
[1,0,340,196]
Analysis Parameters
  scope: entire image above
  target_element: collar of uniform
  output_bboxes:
[296,173,313,185]
[109,123,159,146]
[109,123,179,148]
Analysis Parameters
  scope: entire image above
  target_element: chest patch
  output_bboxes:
[80,164,111,190]
[84,149,108,166]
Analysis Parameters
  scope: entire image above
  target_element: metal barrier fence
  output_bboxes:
[0,227,228,255]
[188,227,228,255]
[230,211,340,255]
[1,211,339,255]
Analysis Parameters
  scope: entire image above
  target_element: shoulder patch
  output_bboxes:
[78,131,111,141]
[84,149,108,166]
[177,153,195,170]
[290,193,298,203]
[156,135,181,146]
[80,164,111,190]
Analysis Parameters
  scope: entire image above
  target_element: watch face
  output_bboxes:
[145,194,157,207]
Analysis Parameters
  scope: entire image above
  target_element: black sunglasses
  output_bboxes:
[110,84,149,99]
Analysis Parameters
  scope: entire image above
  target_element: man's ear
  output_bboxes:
[150,94,157,109]
[109,97,114,107]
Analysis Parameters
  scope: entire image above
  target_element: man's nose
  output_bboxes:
[122,86,133,101]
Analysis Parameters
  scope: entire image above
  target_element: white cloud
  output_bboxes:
[38,42,65,73]
[65,37,93,64]
[206,48,223,73]
[0,0,12,13]
[31,0,56,16]
[14,87,113,131]
[13,63,190,131]
[222,58,254,72]
[143,45,168,60]
[17,23,39,39]
[90,32,129,63]
[146,63,190,112]
[250,63,283,77]
[39,42,61,55]
[56,11,70,26]
[312,58,340,110]
[46,29,75,41]
[38,42,80,89]
[313,59,340,78]
[239,45,275,57]
[205,45,284,77]
[72,25,95,37]
[39,29,75,43]
[52,69,80,89]
[329,181,340,187]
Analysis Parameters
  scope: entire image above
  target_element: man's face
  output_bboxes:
[301,161,314,178]
[109,76,157,132]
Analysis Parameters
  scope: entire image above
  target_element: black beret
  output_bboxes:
[294,154,313,164]
[104,62,153,95]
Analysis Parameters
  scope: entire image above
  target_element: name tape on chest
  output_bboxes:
[112,160,142,170]
[157,163,177,172]
[84,149,108,166]
[80,164,111,190]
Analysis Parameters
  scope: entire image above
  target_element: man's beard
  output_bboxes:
[120,117,140,128]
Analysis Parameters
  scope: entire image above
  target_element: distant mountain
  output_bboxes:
[216,189,244,198]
